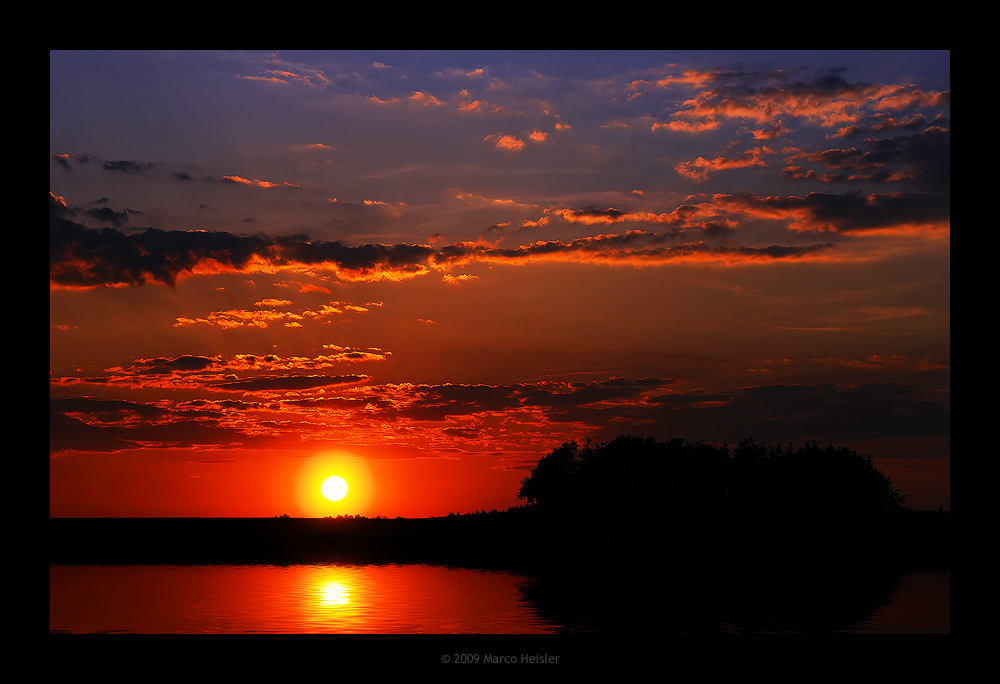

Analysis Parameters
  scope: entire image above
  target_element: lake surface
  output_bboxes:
[834,569,950,634]
[50,563,948,634]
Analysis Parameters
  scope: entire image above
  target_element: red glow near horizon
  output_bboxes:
[50,51,949,517]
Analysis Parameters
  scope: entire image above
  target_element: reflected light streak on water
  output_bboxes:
[318,580,350,606]
[50,563,558,634]
[50,563,949,634]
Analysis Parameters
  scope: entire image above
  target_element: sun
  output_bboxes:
[295,451,374,517]
[321,475,349,502]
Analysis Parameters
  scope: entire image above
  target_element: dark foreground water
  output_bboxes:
[49,563,949,634]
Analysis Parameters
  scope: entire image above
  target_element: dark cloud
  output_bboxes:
[893,126,950,192]
[124,356,219,375]
[522,377,675,410]
[102,160,153,173]
[436,235,832,265]
[274,234,436,273]
[53,203,441,287]
[491,380,949,447]
[700,221,736,238]
[83,206,130,227]
[631,382,950,446]
[50,376,948,456]
[49,397,282,453]
[390,384,523,421]
[782,166,817,181]
[51,196,837,288]
[50,397,172,453]
[284,395,394,412]
[50,407,138,453]
[804,128,949,192]
[51,153,93,170]
[211,374,369,392]
[871,115,928,133]
[377,377,677,422]
[280,376,949,452]
[719,190,949,233]
[180,398,263,411]
[52,397,169,423]
[560,207,627,222]
[50,205,274,287]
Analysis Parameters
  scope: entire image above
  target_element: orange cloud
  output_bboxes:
[655,69,716,89]
[781,165,817,180]
[297,282,331,294]
[661,72,930,136]
[652,120,721,133]
[443,273,479,284]
[748,122,791,139]
[173,298,376,330]
[551,204,721,227]
[410,91,444,106]
[676,146,777,181]
[174,308,305,329]
[64,350,395,395]
[454,192,523,208]
[486,134,525,151]
[222,175,300,189]
[521,216,550,229]
[238,66,329,88]
[875,89,949,111]
[301,303,343,317]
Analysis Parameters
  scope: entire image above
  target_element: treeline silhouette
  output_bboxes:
[516,435,910,537]
[445,506,526,517]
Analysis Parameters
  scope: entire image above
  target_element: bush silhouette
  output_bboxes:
[517,434,906,535]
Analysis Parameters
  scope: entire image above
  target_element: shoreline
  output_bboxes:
[49,515,950,571]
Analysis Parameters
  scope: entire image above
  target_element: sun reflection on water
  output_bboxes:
[318,580,350,606]
[51,563,559,633]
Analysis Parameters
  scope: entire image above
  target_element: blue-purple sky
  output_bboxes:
[50,51,950,516]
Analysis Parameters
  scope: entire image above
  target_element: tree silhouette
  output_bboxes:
[517,434,907,535]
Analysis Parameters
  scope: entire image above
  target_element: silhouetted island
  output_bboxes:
[518,435,910,535]
[50,435,949,570]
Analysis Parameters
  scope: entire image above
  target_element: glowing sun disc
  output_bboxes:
[321,476,349,501]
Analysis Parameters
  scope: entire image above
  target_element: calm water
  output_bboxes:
[50,563,948,634]
[834,569,950,634]
[50,563,557,634]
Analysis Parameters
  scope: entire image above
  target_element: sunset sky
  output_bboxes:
[50,51,950,517]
